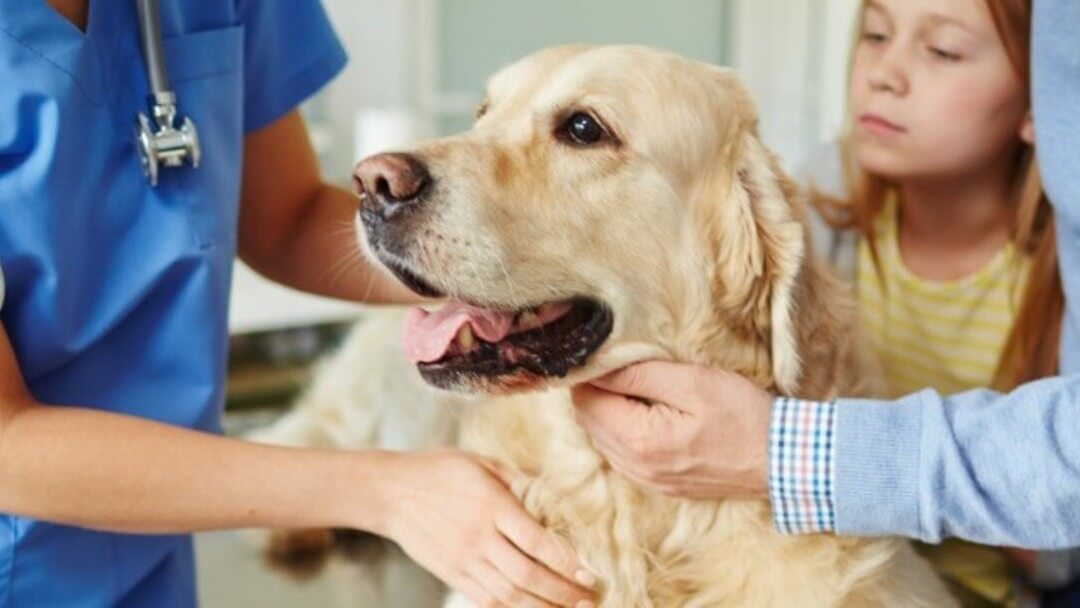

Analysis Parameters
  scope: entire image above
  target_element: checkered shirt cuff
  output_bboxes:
[768,397,838,534]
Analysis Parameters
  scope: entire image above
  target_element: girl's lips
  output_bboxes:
[858,113,907,135]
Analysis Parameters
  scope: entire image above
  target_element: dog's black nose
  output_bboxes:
[353,152,431,220]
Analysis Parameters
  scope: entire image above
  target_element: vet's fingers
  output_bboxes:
[588,360,693,404]
[478,456,533,498]
[472,560,559,608]
[458,572,504,608]
[487,540,588,607]
[493,504,597,599]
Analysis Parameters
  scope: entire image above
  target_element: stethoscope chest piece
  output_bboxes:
[133,0,201,186]
[136,93,201,186]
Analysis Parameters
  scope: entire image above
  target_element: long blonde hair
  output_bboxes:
[817,0,1062,390]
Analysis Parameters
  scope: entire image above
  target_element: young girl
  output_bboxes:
[807,0,1064,604]
[572,0,1079,605]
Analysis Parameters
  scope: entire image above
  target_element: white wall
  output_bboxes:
[310,0,427,182]
[728,0,860,171]
[818,0,862,143]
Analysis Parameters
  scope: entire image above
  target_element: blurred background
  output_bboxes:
[203,0,861,605]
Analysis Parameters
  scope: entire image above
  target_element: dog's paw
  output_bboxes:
[242,527,336,580]
[265,527,336,558]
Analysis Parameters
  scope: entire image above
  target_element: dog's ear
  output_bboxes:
[742,136,806,395]
[696,125,806,394]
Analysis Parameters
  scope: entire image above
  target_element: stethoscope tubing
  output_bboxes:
[135,0,170,97]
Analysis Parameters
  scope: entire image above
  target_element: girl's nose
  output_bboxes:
[866,47,909,96]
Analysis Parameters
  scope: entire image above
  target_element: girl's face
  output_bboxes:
[849,0,1032,181]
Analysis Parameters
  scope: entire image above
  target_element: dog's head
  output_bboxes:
[354,45,808,395]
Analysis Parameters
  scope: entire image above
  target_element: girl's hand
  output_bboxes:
[372,450,597,608]
[571,361,772,499]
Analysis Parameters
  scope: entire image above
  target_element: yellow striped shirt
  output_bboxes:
[857,203,1030,398]
[856,200,1031,607]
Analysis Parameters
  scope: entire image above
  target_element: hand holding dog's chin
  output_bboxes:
[571,361,771,500]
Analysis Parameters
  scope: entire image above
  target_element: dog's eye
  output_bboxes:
[562,112,606,145]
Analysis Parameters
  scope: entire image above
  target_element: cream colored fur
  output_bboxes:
[252,45,956,607]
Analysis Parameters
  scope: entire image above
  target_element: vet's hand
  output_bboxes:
[376,450,597,608]
[571,361,771,499]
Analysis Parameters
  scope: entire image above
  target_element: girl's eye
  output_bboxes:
[929,47,962,62]
[861,29,888,44]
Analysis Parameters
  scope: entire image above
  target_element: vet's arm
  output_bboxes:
[0,323,388,533]
[236,110,424,305]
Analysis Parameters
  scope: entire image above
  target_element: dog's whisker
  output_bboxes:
[323,226,361,241]
[358,264,380,303]
[317,240,359,281]
[319,243,365,291]
[495,258,526,313]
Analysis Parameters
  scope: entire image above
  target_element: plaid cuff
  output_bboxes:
[768,397,837,534]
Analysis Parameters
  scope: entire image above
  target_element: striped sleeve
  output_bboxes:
[769,397,838,534]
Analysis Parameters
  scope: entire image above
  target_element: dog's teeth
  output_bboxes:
[457,325,475,350]
[519,311,541,330]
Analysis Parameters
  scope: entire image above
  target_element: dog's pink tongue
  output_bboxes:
[402,303,516,364]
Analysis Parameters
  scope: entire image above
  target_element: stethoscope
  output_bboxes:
[134,0,200,186]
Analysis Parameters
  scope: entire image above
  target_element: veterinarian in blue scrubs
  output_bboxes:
[0,2,596,607]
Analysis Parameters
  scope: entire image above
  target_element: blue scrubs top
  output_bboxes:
[0,1,346,605]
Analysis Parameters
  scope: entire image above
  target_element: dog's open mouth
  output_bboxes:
[402,297,614,391]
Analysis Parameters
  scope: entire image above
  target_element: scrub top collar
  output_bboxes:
[0,0,125,105]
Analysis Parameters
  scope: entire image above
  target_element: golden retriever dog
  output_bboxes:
[251,45,956,607]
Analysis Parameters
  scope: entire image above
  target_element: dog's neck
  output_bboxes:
[662,244,858,401]
[666,312,780,393]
